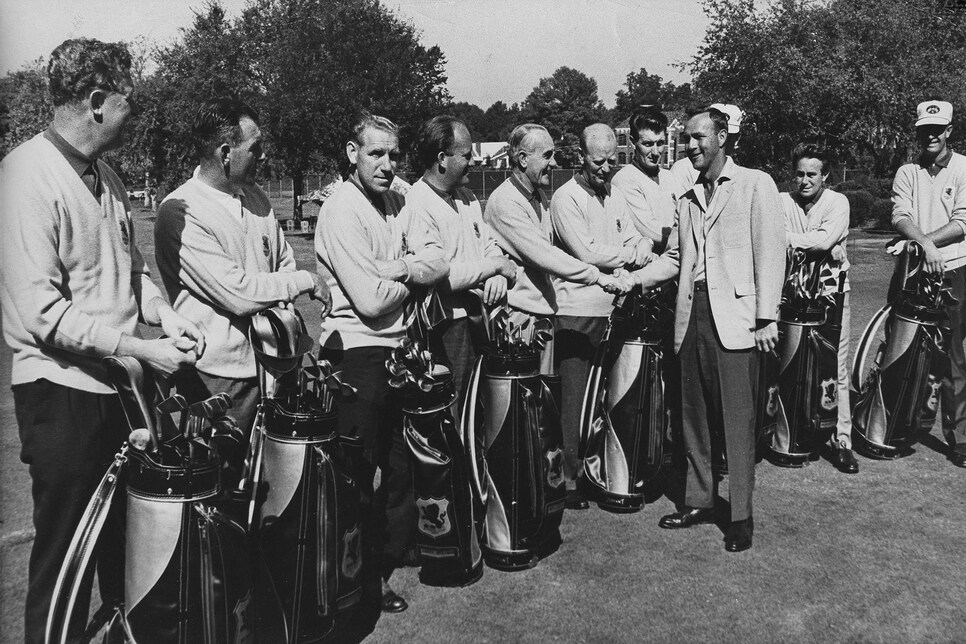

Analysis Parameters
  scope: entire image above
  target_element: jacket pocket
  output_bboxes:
[734,282,755,297]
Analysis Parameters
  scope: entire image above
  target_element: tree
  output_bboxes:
[689,0,966,177]
[0,60,50,160]
[448,101,487,140]
[614,67,664,117]
[481,100,521,142]
[520,66,607,146]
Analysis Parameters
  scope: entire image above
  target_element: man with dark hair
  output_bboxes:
[315,110,447,612]
[612,108,683,253]
[483,123,624,376]
[781,143,858,473]
[155,97,331,462]
[550,123,649,507]
[403,115,516,402]
[630,107,785,552]
[891,100,966,468]
[670,103,743,189]
[0,38,204,642]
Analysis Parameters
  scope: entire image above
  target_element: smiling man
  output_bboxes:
[315,111,447,613]
[891,100,966,468]
[549,123,650,506]
[630,107,784,552]
[155,98,331,479]
[483,123,624,375]
[612,108,683,253]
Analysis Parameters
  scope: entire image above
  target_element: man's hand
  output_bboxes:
[157,304,205,358]
[117,336,198,377]
[482,275,508,306]
[310,273,333,317]
[375,259,409,282]
[921,240,945,274]
[754,321,779,353]
[597,274,630,295]
[491,257,518,283]
[630,239,656,269]
[830,245,846,263]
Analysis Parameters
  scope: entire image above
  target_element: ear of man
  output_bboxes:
[89,89,107,122]
[346,139,359,166]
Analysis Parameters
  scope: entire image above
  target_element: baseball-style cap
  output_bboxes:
[915,101,953,127]
[710,103,744,134]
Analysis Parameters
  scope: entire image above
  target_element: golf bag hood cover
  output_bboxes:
[250,306,314,375]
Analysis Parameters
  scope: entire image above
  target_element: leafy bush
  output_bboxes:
[870,198,895,231]
[841,190,875,228]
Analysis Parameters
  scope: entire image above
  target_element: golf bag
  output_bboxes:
[465,308,565,571]
[390,339,485,587]
[852,241,947,459]
[577,285,676,513]
[767,250,843,466]
[247,307,364,643]
[46,355,257,644]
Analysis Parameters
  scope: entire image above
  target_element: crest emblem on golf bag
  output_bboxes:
[416,497,451,538]
[926,376,941,412]
[766,384,780,417]
[546,447,564,488]
[342,525,363,579]
[819,378,837,411]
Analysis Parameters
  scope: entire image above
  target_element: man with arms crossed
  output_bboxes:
[631,107,785,552]
[155,98,331,477]
[0,38,203,642]
[402,115,516,405]
[891,100,966,469]
[781,142,858,474]
[315,111,447,613]
[550,123,650,508]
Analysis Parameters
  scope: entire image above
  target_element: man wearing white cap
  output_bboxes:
[670,103,744,189]
[892,99,966,468]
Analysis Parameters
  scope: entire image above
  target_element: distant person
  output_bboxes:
[550,123,650,508]
[401,115,517,406]
[612,107,684,253]
[630,107,785,552]
[315,111,447,613]
[781,143,858,473]
[891,100,966,469]
[483,123,624,375]
[155,97,331,465]
[670,102,743,189]
[0,38,203,643]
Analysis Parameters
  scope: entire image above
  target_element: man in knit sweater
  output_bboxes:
[891,100,966,469]
[0,39,204,643]
[612,108,684,253]
[550,123,651,507]
[483,124,625,376]
[402,115,517,406]
[315,111,447,613]
[781,143,858,474]
[155,98,331,469]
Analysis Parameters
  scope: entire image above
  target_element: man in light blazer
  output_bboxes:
[629,107,785,552]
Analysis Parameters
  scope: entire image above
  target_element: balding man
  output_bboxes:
[550,123,650,507]
[631,107,784,552]
[483,124,624,376]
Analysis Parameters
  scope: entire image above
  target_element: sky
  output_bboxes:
[0,0,711,108]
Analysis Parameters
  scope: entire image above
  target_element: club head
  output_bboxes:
[388,375,408,389]
[156,393,188,415]
[416,377,433,392]
[386,360,408,377]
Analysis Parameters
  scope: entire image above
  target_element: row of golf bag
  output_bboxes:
[760,242,946,466]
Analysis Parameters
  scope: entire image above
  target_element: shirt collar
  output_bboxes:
[509,172,544,205]
[421,176,459,209]
[44,126,94,178]
[575,172,610,199]
[191,166,246,199]
[920,147,953,169]
[348,172,390,214]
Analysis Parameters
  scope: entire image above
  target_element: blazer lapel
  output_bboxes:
[705,179,736,232]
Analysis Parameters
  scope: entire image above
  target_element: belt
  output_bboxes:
[693,280,708,292]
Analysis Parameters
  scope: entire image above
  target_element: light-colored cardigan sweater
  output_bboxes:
[0,134,161,393]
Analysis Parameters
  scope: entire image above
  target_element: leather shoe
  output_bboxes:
[658,507,714,529]
[834,446,859,474]
[381,583,408,613]
[565,490,589,510]
[724,517,753,553]
[950,450,966,469]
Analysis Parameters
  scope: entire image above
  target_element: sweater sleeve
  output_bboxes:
[319,199,411,319]
[0,167,122,356]
[486,194,600,284]
[786,193,849,252]
[891,165,916,227]
[550,189,627,269]
[155,200,314,317]
[398,205,449,286]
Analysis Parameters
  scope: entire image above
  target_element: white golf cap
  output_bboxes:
[915,101,952,127]
[710,103,744,134]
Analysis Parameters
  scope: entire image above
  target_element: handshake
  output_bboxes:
[597,268,637,295]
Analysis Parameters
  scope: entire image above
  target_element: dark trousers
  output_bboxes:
[555,315,608,482]
[941,266,966,454]
[319,346,415,581]
[13,379,127,644]
[679,290,757,522]
[428,317,481,422]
